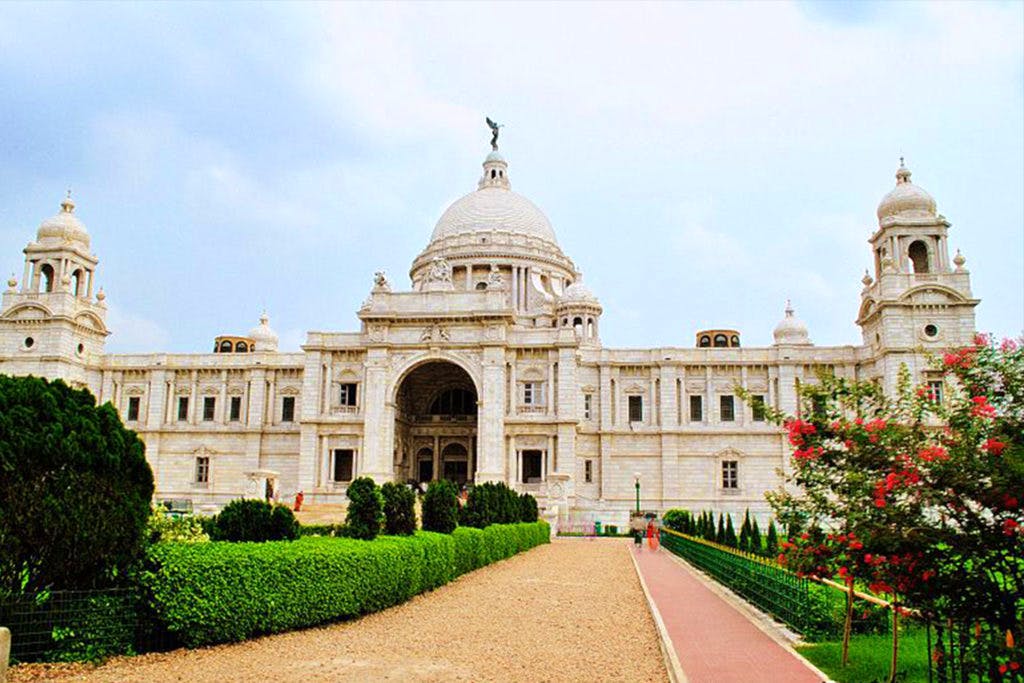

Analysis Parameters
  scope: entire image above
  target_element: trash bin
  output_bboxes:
[594,521,602,536]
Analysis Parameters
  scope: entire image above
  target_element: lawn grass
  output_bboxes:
[798,628,931,682]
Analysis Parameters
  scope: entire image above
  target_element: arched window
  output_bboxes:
[41,264,54,293]
[475,281,488,290]
[235,341,248,352]
[71,269,83,297]
[699,335,711,348]
[430,388,477,416]
[713,334,728,347]
[587,318,595,338]
[908,240,930,273]
[491,169,497,179]
[731,335,740,347]
[219,340,233,353]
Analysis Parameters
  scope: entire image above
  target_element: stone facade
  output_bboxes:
[0,152,978,527]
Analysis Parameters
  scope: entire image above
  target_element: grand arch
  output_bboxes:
[392,360,479,487]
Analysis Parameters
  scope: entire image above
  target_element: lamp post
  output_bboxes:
[633,472,641,515]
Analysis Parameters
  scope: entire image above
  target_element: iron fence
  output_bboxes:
[659,527,814,634]
[0,587,176,663]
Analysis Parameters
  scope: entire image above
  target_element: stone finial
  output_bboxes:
[6,274,16,291]
[953,249,966,270]
[96,287,106,303]
[896,157,911,184]
[862,270,874,287]
[372,271,391,293]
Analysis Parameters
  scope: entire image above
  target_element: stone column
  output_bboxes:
[219,370,228,424]
[360,348,393,482]
[189,370,198,425]
[433,434,440,481]
[476,346,506,482]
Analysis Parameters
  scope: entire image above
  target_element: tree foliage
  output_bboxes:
[381,482,416,536]
[421,479,459,534]
[345,477,384,541]
[212,499,297,542]
[0,375,154,595]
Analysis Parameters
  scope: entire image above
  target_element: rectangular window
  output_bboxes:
[127,396,140,422]
[583,393,593,420]
[927,380,943,404]
[720,395,735,422]
[195,456,209,485]
[689,395,703,422]
[722,460,738,489]
[628,395,643,422]
[281,396,296,422]
[203,396,216,421]
[523,382,544,406]
[584,459,593,483]
[522,450,543,483]
[752,395,766,422]
[332,449,354,482]
[229,396,242,421]
[339,383,358,407]
[177,397,189,421]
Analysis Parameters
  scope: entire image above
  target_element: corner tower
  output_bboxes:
[857,161,978,386]
[0,194,109,387]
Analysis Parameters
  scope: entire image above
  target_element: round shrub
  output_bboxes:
[421,480,459,533]
[345,477,384,540]
[0,375,154,594]
[213,499,297,542]
[381,482,416,535]
[519,493,539,523]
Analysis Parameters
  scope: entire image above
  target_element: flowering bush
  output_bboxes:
[763,335,1023,679]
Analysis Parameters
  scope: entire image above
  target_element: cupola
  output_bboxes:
[876,160,937,225]
[773,301,811,346]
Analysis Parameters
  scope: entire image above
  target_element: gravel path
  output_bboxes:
[10,539,667,682]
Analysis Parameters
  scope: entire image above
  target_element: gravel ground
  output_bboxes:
[10,539,667,682]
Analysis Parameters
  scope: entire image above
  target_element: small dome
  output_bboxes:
[248,312,279,352]
[773,301,811,346]
[560,280,599,304]
[877,161,936,223]
[37,193,90,248]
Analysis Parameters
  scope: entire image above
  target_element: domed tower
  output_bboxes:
[408,143,580,325]
[857,161,977,387]
[248,312,279,352]
[773,301,811,346]
[1,193,109,377]
[555,278,602,345]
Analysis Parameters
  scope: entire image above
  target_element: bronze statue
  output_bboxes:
[486,116,502,150]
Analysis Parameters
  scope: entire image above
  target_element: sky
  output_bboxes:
[0,1,1021,353]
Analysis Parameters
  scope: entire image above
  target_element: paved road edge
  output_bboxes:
[628,546,687,683]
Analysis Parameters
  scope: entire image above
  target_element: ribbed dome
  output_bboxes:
[431,187,557,244]
[560,281,598,304]
[248,312,279,352]
[773,301,811,346]
[37,194,90,248]
[877,162,936,223]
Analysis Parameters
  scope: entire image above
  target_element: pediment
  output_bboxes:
[898,285,968,305]
[74,311,107,333]
[2,303,52,320]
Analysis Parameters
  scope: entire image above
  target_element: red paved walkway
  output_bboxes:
[632,545,824,683]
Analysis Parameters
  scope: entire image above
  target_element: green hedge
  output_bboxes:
[143,521,549,647]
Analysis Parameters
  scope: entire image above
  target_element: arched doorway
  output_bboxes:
[394,361,478,487]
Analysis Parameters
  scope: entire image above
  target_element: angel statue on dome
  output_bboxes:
[486,117,502,150]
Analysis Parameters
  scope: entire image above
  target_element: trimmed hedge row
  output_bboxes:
[143,521,549,647]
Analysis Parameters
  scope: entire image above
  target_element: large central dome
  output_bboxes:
[429,151,558,244]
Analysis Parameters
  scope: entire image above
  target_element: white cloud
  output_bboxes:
[103,303,171,353]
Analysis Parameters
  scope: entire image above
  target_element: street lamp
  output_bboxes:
[633,472,641,514]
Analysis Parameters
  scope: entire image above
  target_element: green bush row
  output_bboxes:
[142,521,549,647]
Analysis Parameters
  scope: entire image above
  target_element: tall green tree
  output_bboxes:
[0,375,154,595]
[381,482,416,535]
[421,479,459,533]
[345,477,384,540]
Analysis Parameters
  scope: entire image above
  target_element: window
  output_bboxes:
[339,383,358,407]
[203,396,216,421]
[333,449,354,482]
[195,456,210,485]
[699,335,711,348]
[523,382,544,406]
[177,397,189,421]
[908,240,930,273]
[584,459,593,483]
[281,396,296,422]
[475,281,487,290]
[720,395,735,422]
[583,393,593,420]
[41,263,54,293]
[751,395,766,422]
[924,324,938,338]
[722,460,738,489]
[628,395,643,422]
[927,380,944,404]
[229,396,242,421]
[127,396,140,422]
[235,341,248,352]
[689,395,703,422]
[713,334,728,347]
[429,388,476,416]
[522,450,543,483]
[218,340,233,353]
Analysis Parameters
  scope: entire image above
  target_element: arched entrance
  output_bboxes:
[393,361,478,487]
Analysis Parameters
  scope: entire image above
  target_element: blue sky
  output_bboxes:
[1,1,1021,353]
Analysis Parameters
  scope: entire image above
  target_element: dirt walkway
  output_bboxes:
[11,539,667,682]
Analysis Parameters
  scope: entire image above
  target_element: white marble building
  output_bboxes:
[0,146,978,527]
